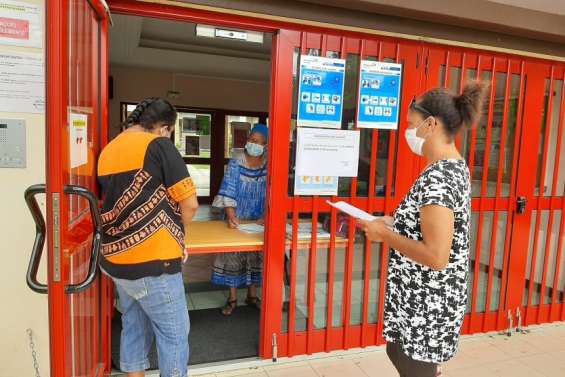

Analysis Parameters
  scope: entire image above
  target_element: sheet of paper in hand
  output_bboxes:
[326,200,377,221]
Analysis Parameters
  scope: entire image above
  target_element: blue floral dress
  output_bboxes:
[211,152,267,287]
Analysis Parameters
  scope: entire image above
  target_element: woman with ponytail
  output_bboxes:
[359,81,489,376]
[98,97,199,377]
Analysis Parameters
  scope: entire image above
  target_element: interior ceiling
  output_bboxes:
[109,14,272,82]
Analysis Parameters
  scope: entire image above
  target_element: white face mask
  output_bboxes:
[245,142,265,157]
[404,119,429,156]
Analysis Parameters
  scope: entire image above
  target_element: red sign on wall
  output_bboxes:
[0,17,29,40]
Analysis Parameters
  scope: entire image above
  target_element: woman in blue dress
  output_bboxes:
[211,124,268,316]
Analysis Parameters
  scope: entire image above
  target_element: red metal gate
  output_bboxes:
[101,0,565,365]
[262,31,565,359]
[263,30,423,357]
[508,63,565,326]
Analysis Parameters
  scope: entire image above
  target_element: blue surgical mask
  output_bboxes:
[245,142,265,157]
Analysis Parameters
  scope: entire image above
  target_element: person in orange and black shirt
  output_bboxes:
[98,98,198,377]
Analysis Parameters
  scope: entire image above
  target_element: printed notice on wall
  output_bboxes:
[297,55,346,129]
[70,113,88,168]
[357,60,402,129]
[0,0,43,48]
[295,175,338,196]
[295,128,360,177]
[0,52,44,113]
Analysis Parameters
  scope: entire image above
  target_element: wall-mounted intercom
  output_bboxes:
[0,119,26,168]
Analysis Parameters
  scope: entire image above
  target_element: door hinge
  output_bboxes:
[272,333,278,362]
[52,193,61,282]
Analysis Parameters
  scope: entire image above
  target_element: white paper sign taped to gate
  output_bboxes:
[69,113,88,168]
[295,128,360,177]
[0,0,43,48]
[295,175,338,196]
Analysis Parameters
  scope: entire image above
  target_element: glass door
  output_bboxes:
[42,1,111,376]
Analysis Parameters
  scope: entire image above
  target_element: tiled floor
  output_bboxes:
[181,322,565,377]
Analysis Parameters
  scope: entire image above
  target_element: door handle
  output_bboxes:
[516,196,527,214]
[64,185,102,294]
[24,184,48,294]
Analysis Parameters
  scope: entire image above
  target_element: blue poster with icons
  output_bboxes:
[297,55,346,129]
[357,61,403,129]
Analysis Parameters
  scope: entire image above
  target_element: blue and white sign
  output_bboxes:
[357,61,402,129]
[297,55,346,129]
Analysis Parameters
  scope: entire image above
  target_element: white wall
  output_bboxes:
[0,1,50,376]
[109,65,270,140]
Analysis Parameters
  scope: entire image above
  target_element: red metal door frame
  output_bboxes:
[46,1,110,375]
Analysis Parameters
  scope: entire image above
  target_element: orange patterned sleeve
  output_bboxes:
[167,177,196,202]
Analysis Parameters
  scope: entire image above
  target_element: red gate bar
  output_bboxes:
[492,59,515,330]
[325,201,338,352]
[537,66,557,315]
[526,66,555,324]
[343,36,363,349]
[550,71,565,321]
[287,197,299,356]
[360,39,381,348]
[477,57,499,330]
[539,67,565,323]
[497,61,526,329]
[376,42,402,345]
[454,52,468,150]
[469,55,495,333]
[465,55,482,184]
[305,32,321,355]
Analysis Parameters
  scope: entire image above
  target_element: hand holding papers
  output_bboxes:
[326,200,394,233]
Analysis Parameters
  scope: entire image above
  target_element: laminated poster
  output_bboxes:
[357,60,402,129]
[297,55,346,129]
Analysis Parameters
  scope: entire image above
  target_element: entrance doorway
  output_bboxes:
[36,1,565,376]
[108,13,273,367]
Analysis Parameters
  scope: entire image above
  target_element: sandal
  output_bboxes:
[245,296,261,310]
[221,299,237,316]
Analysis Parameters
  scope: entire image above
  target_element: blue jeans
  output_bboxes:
[112,272,190,377]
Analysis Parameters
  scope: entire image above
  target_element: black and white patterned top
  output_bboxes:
[383,159,471,363]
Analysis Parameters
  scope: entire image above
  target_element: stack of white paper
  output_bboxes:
[237,223,265,234]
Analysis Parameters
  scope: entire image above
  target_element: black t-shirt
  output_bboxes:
[97,132,196,279]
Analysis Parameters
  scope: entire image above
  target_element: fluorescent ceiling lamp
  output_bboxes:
[196,24,263,44]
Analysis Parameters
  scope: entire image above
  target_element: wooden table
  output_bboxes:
[185,220,347,254]
[186,221,264,253]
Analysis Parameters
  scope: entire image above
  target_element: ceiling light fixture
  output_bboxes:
[196,24,264,44]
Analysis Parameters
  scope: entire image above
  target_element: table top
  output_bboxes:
[186,221,264,252]
[185,220,347,254]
